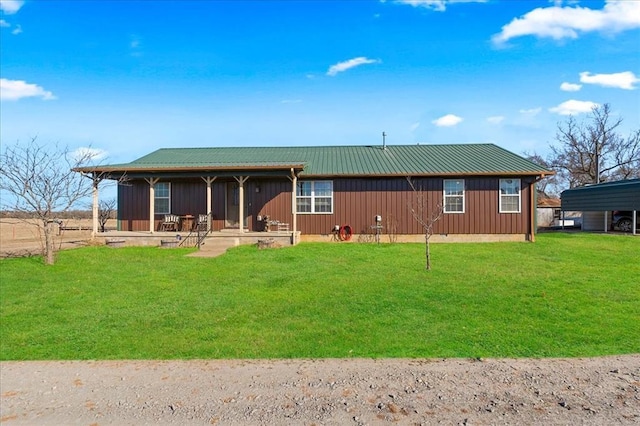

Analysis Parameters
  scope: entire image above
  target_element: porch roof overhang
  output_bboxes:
[74,163,307,180]
[75,166,550,181]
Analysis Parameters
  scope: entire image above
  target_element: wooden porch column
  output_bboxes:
[234,176,248,232]
[202,176,217,231]
[91,174,99,239]
[290,168,298,244]
[145,177,160,233]
[529,179,535,242]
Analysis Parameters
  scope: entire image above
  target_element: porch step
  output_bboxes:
[186,237,239,258]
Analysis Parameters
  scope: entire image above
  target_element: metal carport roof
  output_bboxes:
[561,179,640,211]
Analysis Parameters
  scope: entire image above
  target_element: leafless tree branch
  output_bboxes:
[0,138,98,264]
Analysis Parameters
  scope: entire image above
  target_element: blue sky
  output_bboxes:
[1,0,639,167]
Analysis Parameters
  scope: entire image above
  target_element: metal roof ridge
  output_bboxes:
[151,143,498,150]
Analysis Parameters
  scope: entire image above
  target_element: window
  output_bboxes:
[154,182,171,215]
[499,179,521,213]
[296,181,333,214]
[443,179,465,213]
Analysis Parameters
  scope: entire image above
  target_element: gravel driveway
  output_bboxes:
[2,356,639,425]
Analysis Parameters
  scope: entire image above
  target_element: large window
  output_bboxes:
[154,182,171,214]
[443,179,465,213]
[499,179,521,213]
[296,181,333,214]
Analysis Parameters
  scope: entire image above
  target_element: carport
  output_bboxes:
[561,179,639,235]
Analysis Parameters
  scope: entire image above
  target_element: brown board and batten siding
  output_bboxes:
[119,176,532,235]
[291,176,531,235]
[118,180,207,231]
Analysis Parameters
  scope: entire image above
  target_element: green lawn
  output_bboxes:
[1,233,638,360]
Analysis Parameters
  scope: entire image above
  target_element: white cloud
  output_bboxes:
[72,147,109,162]
[11,23,20,34]
[560,82,582,92]
[410,122,420,132]
[0,0,24,14]
[549,99,598,115]
[519,107,542,116]
[487,115,505,124]
[492,0,640,45]
[326,57,380,76]
[579,71,639,90]
[0,19,9,27]
[432,114,463,127]
[395,0,487,12]
[0,78,56,101]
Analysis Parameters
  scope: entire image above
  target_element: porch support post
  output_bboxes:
[92,174,99,239]
[145,177,160,233]
[234,176,248,232]
[290,168,298,244]
[202,176,217,231]
[529,179,536,242]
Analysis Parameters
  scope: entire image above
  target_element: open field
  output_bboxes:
[1,233,638,360]
[0,218,117,258]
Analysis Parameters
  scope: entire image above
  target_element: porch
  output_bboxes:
[97,229,299,256]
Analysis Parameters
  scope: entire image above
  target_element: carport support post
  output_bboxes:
[634,211,637,235]
[146,178,160,233]
[604,210,608,233]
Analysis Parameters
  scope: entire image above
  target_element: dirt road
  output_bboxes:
[1,356,639,425]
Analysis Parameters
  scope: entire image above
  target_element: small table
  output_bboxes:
[180,215,194,232]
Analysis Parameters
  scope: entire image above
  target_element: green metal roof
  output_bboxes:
[80,144,551,177]
[561,178,640,211]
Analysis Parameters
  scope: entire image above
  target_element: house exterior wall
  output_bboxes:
[118,176,534,236]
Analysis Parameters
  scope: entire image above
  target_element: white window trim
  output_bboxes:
[154,182,171,215]
[499,178,521,213]
[443,179,465,214]
[296,180,333,214]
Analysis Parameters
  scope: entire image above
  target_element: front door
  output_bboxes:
[225,182,239,228]
[225,182,250,229]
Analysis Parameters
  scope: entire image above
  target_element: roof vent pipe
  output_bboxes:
[382,131,387,150]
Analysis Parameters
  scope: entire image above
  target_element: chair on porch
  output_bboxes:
[161,214,180,231]
[195,213,209,232]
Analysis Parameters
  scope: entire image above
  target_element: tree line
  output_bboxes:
[529,103,640,196]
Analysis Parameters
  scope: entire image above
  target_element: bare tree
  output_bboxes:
[524,152,560,196]
[550,104,640,188]
[98,198,117,232]
[406,178,443,271]
[0,138,97,264]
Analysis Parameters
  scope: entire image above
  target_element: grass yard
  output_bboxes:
[1,233,638,360]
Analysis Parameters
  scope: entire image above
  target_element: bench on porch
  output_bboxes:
[268,220,289,232]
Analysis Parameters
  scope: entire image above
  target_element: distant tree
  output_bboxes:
[549,104,640,188]
[524,152,560,196]
[407,178,443,271]
[98,198,117,233]
[0,138,97,265]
